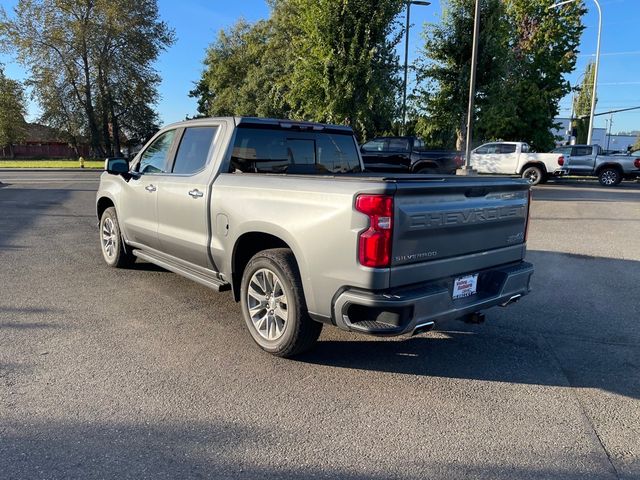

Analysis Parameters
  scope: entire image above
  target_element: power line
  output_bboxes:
[577,105,640,119]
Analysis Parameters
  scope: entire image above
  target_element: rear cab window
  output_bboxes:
[230,127,362,174]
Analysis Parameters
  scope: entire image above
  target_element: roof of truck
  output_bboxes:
[163,116,354,134]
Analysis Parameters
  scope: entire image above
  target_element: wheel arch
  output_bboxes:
[231,232,302,303]
[595,162,623,175]
[96,195,116,220]
[411,160,439,172]
[519,162,547,175]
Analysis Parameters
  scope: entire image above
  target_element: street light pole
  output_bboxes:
[549,0,602,145]
[458,0,480,175]
[401,1,430,136]
[587,0,602,145]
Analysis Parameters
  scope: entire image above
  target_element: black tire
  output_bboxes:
[99,207,135,268]
[598,167,621,186]
[240,248,322,357]
[521,165,544,185]
[415,166,438,175]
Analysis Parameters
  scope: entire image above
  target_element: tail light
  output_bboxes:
[454,155,463,167]
[557,156,565,166]
[524,189,532,243]
[355,194,393,268]
[634,158,640,169]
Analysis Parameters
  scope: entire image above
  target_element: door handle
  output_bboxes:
[145,184,156,192]
[188,189,204,198]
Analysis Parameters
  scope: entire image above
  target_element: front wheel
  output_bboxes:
[521,166,543,185]
[598,168,621,186]
[240,249,322,357]
[99,207,135,268]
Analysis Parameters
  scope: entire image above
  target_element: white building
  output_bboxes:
[552,117,636,152]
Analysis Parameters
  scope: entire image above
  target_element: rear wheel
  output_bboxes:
[240,248,322,357]
[99,207,135,268]
[521,166,544,185]
[415,166,438,175]
[598,167,622,186]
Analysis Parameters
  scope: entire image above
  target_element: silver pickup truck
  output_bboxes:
[552,144,640,186]
[96,117,534,357]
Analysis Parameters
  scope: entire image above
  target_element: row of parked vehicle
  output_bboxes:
[359,136,640,186]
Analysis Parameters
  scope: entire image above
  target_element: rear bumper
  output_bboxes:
[332,261,534,336]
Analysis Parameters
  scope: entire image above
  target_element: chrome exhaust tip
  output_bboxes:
[499,294,522,307]
[412,321,435,336]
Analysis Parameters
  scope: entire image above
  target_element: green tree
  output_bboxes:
[282,0,404,140]
[413,0,510,149]
[491,0,586,151]
[414,0,585,151]
[633,134,640,151]
[191,0,404,140]
[190,18,291,119]
[0,0,174,156]
[0,67,26,158]
[572,62,595,144]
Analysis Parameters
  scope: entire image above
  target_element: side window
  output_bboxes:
[475,145,489,154]
[573,146,593,156]
[521,143,530,153]
[499,144,517,154]
[361,139,386,152]
[552,147,571,156]
[172,127,217,174]
[137,130,175,174]
[413,138,425,151]
[483,143,500,154]
[388,138,410,151]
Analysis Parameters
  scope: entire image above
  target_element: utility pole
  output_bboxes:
[457,0,480,175]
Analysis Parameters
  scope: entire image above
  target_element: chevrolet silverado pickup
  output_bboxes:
[551,144,640,186]
[96,117,534,357]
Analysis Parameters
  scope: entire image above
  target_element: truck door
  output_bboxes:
[119,129,177,250]
[155,125,220,268]
[495,143,520,174]
[567,145,595,174]
[471,143,499,173]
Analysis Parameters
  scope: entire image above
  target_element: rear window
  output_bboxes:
[230,128,362,174]
[499,144,517,154]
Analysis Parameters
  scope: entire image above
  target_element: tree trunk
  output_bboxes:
[456,117,466,151]
[98,70,112,156]
[81,34,103,157]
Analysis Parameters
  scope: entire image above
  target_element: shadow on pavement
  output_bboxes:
[299,250,640,401]
[0,419,619,480]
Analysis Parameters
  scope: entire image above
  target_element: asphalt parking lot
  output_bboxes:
[1,171,639,480]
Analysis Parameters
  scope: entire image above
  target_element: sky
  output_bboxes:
[1,0,639,134]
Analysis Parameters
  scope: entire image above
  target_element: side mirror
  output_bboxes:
[105,157,129,175]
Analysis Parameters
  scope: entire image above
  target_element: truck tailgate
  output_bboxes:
[390,176,530,287]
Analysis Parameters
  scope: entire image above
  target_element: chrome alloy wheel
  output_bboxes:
[523,167,540,184]
[101,217,117,258]
[246,268,288,341]
[601,170,618,185]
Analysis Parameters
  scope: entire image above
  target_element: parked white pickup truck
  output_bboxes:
[471,141,564,185]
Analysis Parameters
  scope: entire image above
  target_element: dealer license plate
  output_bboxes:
[452,274,478,299]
